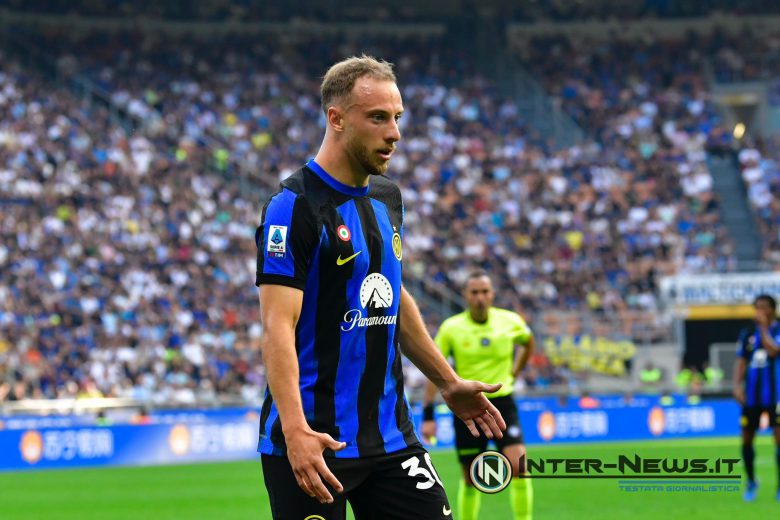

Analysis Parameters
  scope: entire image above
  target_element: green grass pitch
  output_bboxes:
[1,436,777,519]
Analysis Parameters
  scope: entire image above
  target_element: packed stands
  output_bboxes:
[4,18,777,403]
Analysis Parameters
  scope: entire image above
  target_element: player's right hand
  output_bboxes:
[441,379,506,439]
[733,387,745,406]
[284,425,346,504]
[421,419,437,444]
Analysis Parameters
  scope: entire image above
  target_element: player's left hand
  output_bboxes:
[439,379,506,439]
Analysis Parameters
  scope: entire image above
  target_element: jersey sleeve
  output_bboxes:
[736,328,749,359]
[255,188,319,290]
[512,314,533,344]
[434,321,452,358]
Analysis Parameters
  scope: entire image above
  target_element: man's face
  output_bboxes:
[464,276,494,316]
[754,299,775,323]
[339,76,403,176]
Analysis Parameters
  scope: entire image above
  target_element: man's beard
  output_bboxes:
[347,135,389,176]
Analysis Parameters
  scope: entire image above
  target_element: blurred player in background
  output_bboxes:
[255,56,507,520]
[733,294,780,502]
[422,270,534,519]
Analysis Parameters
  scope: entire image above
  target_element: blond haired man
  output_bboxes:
[255,56,506,519]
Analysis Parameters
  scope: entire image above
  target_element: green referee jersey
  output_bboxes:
[434,307,532,399]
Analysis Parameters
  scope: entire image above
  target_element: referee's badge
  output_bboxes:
[480,337,491,347]
[392,232,402,261]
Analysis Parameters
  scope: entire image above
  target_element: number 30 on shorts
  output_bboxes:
[401,453,444,490]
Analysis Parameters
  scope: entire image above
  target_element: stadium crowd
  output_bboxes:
[517,29,780,267]
[737,137,780,264]
[51,31,738,308]
[0,53,264,403]
[2,22,775,403]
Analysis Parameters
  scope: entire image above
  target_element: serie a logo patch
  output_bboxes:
[267,225,288,258]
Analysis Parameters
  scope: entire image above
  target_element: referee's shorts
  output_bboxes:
[453,394,524,466]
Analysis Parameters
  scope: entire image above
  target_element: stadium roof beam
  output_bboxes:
[0,8,446,37]
[508,12,780,41]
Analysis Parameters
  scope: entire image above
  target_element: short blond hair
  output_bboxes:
[320,55,396,114]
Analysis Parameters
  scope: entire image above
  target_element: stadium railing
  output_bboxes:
[1,398,143,416]
[0,396,254,416]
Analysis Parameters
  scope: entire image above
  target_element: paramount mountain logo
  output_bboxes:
[359,273,393,309]
[341,273,397,331]
[365,286,391,308]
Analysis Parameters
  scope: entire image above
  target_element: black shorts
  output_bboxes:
[261,444,452,520]
[454,394,524,465]
[740,403,780,431]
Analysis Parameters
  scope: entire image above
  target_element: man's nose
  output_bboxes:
[387,120,401,142]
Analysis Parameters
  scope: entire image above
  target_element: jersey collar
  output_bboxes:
[306,159,369,197]
[467,308,491,325]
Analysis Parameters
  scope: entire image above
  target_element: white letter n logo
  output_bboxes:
[479,456,505,486]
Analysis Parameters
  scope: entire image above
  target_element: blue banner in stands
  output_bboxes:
[0,410,262,471]
[0,398,754,471]
[418,397,747,447]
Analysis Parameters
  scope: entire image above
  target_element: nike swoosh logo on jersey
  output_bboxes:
[336,251,361,266]
[443,505,452,516]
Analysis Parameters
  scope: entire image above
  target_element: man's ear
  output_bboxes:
[327,106,345,132]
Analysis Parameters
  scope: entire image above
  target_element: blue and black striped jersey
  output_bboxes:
[255,159,418,458]
[737,323,780,408]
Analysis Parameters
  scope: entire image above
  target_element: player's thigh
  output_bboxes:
[740,406,763,437]
[453,413,488,466]
[348,446,452,520]
[261,454,348,520]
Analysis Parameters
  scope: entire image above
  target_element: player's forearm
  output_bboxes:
[260,325,308,433]
[759,327,780,356]
[397,286,458,389]
[258,285,308,434]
